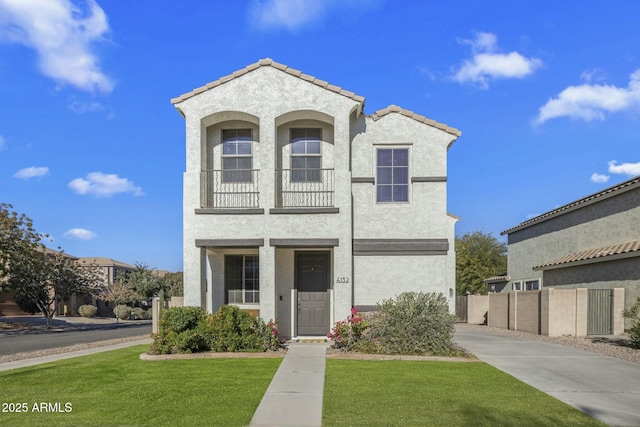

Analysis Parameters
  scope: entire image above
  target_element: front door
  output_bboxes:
[296,251,330,336]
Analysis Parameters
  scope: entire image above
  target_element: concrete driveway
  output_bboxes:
[454,326,640,427]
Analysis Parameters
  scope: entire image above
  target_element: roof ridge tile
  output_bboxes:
[370,104,462,137]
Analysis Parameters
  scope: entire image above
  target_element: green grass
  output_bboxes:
[323,359,605,427]
[0,345,282,426]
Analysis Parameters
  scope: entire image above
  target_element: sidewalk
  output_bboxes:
[250,341,329,427]
[0,338,152,372]
[454,326,640,427]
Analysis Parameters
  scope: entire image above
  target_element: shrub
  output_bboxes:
[148,305,279,355]
[78,304,97,318]
[623,298,640,349]
[132,307,150,320]
[114,305,132,320]
[200,305,279,352]
[364,292,459,356]
[327,307,367,351]
[160,306,205,333]
[327,292,462,356]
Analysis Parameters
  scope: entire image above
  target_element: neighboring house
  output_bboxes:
[76,257,136,316]
[172,58,461,339]
[483,274,510,293]
[500,175,640,328]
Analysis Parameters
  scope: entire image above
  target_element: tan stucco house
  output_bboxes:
[172,59,461,339]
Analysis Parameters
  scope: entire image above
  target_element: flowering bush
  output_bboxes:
[327,307,368,351]
[328,293,464,357]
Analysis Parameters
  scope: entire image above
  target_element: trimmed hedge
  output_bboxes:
[114,305,132,320]
[78,304,97,318]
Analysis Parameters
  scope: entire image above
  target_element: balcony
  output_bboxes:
[200,168,335,211]
[276,168,334,208]
[201,169,260,209]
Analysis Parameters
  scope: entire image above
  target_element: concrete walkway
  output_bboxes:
[0,339,152,372]
[454,326,640,427]
[250,341,329,427]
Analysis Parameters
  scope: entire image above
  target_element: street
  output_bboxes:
[0,324,151,356]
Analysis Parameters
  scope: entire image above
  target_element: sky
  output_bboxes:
[1,0,639,272]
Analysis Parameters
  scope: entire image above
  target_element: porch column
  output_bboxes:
[183,244,206,308]
[259,244,276,321]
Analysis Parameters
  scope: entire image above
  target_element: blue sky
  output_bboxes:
[1,0,639,272]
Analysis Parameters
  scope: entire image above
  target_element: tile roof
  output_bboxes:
[483,275,510,282]
[77,257,136,269]
[171,58,366,106]
[171,59,462,137]
[502,175,640,235]
[371,105,462,137]
[533,240,640,270]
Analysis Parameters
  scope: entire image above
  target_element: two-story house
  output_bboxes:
[172,59,461,339]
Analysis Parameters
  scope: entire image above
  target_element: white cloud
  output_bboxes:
[452,32,542,89]
[535,69,640,124]
[68,99,104,113]
[590,173,609,183]
[64,227,96,240]
[0,0,113,93]
[69,172,144,197]
[13,166,49,179]
[248,0,380,31]
[0,135,6,150]
[608,160,640,177]
[580,68,607,84]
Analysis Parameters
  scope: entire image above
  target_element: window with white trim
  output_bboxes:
[512,281,522,291]
[376,148,409,202]
[525,279,540,291]
[225,255,259,304]
[290,128,322,182]
[222,129,252,182]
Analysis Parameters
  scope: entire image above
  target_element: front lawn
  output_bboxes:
[323,359,604,426]
[0,345,281,426]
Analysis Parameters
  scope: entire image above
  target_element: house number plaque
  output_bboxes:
[336,277,350,284]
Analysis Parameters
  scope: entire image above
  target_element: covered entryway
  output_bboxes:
[296,251,330,336]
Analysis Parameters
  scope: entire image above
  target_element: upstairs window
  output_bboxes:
[222,129,252,182]
[290,128,322,182]
[377,148,409,203]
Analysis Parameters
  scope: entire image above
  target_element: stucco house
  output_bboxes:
[172,58,461,338]
[501,175,640,330]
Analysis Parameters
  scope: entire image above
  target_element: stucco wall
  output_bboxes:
[353,255,449,306]
[542,257,640,329]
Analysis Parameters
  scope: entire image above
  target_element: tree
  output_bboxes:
[129,262,161,299]
[0,204,101,327]
[456,231,507,295]
[160,271,183,298]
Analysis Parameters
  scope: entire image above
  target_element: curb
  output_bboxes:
[140,351,286,361]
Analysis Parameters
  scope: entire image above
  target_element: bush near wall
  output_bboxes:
[329,292,465,357]
[148,306,279,355]
[78,304,97,318]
